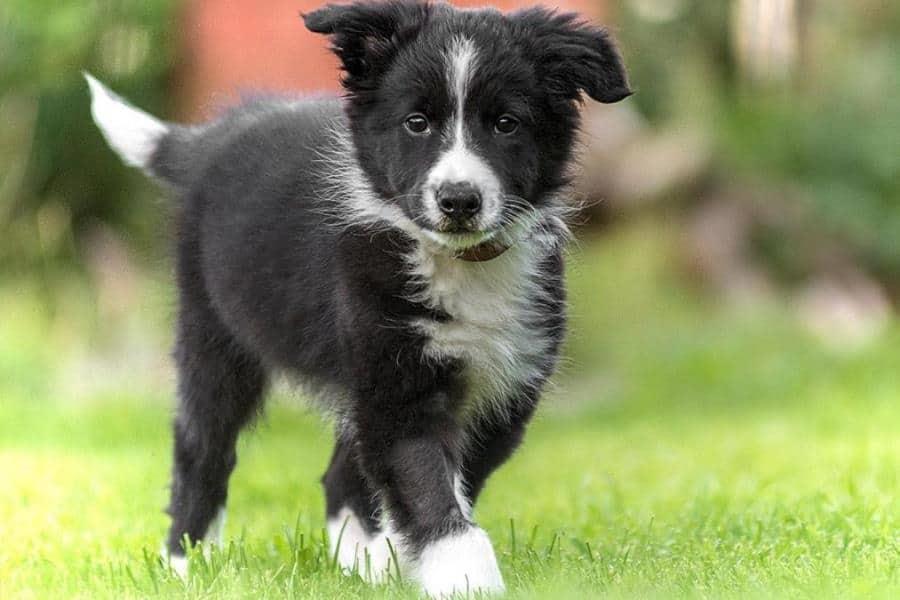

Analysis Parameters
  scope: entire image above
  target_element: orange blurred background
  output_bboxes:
[176,0,609,119]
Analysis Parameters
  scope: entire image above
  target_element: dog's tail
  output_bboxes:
[85,73,196,189]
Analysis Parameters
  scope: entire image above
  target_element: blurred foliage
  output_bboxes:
[0,0,897,288]
[616,0,900,280]
[0,0,177,278]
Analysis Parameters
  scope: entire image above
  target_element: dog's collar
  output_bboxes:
[453,239,511,262]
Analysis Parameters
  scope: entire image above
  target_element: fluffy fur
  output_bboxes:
[87,1,629,595]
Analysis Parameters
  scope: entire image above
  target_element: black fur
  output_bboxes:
[99,0,629,582]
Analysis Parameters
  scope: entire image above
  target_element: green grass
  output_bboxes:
[1,223,898,599]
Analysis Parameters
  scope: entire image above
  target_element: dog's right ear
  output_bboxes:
[304,1,430,93]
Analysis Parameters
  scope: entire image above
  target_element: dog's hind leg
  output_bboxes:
[162,290,266,574]
[322,432,395,580]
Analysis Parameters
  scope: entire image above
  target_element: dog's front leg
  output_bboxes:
[348,381,505,596]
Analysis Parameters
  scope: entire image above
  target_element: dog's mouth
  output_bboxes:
[404,196,539,262]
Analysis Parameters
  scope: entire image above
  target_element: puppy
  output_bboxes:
[87,1,629,595]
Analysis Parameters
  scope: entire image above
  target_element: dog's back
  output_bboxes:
[88,76,367,381]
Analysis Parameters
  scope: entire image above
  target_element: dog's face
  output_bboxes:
[306,1,630,250]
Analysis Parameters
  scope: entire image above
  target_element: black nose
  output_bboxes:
[436,183,482,219]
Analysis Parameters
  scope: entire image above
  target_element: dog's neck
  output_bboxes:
[453,239,510,262]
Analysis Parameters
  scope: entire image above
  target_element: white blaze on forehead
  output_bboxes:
[425,37,503,230]
[448,36,478,145]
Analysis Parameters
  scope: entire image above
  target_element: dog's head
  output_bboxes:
[305,0,630,251]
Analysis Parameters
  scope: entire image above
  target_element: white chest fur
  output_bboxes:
[409,242,553,420]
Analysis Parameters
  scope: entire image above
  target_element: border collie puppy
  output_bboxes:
[87,1,629,595]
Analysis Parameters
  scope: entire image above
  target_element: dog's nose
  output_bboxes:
[436,183,481,219]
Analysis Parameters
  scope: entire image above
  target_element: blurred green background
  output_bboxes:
[1,1,898,598]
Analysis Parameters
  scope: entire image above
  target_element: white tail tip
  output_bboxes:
[84,72,168,170]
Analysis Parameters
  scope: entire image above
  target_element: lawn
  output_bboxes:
[1,223,898,599]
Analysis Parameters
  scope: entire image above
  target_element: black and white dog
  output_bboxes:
[87,0,629,595]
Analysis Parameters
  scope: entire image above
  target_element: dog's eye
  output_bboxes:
[404,114,430,135]
[494,115,519,135]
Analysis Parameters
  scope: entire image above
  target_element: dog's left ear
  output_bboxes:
[511,8,631,104]
[304,1,430,93]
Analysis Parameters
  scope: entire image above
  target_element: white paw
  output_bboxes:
[163,551,189,578]
[415,527,505,597]
[328,508,396,582]
[161,507,227,578]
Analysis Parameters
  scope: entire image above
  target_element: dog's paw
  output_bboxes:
[338,531,396,583]
[160,507,227,579]
[414,527,505,597]
[328,508,396,582]
[160,546,189,578]
[357,530,397,582]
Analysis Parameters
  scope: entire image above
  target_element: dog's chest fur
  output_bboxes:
[409,242,553,419]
